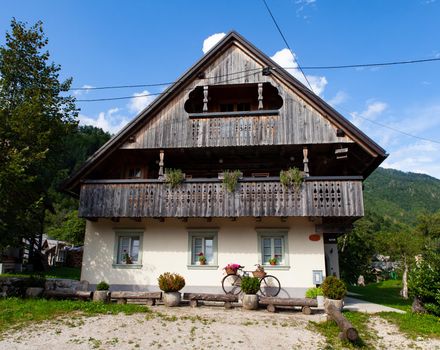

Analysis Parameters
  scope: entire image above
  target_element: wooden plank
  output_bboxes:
[259,297,318,307]
[183,293,239,302]
[43,290,92,300]
[110,291,162,299]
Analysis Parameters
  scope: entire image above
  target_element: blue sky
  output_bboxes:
[1,0,440,178]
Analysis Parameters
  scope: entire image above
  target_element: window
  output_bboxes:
[114,231,143,267]
[188,230,218,268]
[257,230,289,267]
[127,167,142,179]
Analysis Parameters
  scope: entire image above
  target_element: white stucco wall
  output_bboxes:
[81,217,326,297]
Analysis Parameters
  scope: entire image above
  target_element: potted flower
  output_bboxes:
[158,272,186,307]
[198,252,207,265]
[321,276,347,311]
[224,264,241,275]
[241,276,260,310]
[93,281,110,303]
[252,264,266,279]
[305,286,324,307]
[123,250,132,264]
[268,257,278,266]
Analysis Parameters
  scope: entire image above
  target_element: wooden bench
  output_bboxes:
[183,293,239,309]
[259,297,318,314]
[43,290,92,300]
[110,291,162,306]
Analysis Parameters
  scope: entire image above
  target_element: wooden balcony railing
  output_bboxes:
[78,177,364,218]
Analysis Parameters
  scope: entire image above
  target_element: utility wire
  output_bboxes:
[261,0,314,93]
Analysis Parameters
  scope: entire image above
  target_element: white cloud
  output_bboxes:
[202,33,226,54]
[350,100,387,130]
[73,84,94,96]
[79,107,130,135]
[127,90,156,114]
[327,91,348,107]
[271,48,327,95]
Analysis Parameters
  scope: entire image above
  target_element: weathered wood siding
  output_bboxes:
[121,45,353,150]
[78,179,363,218]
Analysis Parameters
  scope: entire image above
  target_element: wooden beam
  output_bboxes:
[325,303,359,342]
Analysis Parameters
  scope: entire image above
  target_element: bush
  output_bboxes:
[240,276,260,294]
[222,170,242,192]
[321,276,347,300]
[305,287,323,299]
[409,250,440,316]
[164,169,185,189]
[280,167,303,190]
[158,273,185,292]
[96,281,109,291]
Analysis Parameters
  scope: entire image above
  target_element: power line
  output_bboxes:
[261,0,314,93]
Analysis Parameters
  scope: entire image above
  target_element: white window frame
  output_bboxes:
[257,229,290,270]
[187,230,218,269]
[113,230,143,269]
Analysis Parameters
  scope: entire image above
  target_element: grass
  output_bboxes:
[348,279,440,339]
[0,266,81,280]
[0,298,150,334]
[309,311,376,349]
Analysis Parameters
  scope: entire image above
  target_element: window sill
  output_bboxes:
[187,265,219,270]
[262,265,290,271]
[112,264,143,269]
[188,110,279,119]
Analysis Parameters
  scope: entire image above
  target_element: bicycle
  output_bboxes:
[221,265,281,297]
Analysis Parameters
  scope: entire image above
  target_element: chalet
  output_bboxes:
[63,32,387,296]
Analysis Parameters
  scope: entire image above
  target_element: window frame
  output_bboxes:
[257,229,290,270]
[187,229,219,270]
[113,230,144,269]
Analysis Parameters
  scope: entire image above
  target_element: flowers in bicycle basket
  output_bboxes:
[197,252,207,265]
[253,264,266,278]
[223,263,242,275]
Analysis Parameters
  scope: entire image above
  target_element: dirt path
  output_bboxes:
[0,306,326,350]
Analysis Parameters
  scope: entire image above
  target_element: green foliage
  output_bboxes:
[408,250,440,316]
[0,298,149,333]
[0,19,78,250]
[96,281,110,291]
[157,272,185,292]
[321,276,347,300]
[240,276,260,294]
[222,170,242,192]
[1,267,81,280]
[164,168,185,189]
[279,167,303,190]
[45,210,85,245]
[379,311,440,339]
[305,287,323,298]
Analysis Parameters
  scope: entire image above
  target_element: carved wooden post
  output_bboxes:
[258,83,263,110]
[303,146,309,176]
[203,86,208,112]
[159,150,165,179]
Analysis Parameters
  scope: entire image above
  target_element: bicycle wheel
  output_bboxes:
[221,274,242,295]
[259,275,281,297]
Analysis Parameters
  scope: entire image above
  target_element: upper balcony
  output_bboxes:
[78,176,363,219]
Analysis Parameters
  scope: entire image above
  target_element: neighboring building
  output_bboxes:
[62,32,386,296]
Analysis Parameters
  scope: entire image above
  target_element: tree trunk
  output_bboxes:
[401,257,408,299]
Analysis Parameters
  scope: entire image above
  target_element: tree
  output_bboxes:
[0,19,77,258]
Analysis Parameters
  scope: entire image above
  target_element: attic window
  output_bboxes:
[184,82,283,115]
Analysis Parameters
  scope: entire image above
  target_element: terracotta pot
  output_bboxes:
[199,260,206,265]
[93,290,109,303]
[270,261,277,266]
[242,294,259,310]
[324,298,344,311]
[163,292,181,307]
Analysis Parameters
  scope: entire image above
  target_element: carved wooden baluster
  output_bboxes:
[159,150,165,179]
[303,147,309,177]
[258,83,263,110]
[203,86,208,112]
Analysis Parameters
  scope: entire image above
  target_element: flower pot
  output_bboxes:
[163,292,181,307]
[199,260,206,265]
[317,295,325,307]
[242,294,259,310]
[269,262,277,266]
[93,290,109,303]
[324,298,344,312]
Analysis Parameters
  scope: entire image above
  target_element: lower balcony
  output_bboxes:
[78,177,364,219]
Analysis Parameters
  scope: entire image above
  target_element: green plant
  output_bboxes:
[222,170,242,192]
[158,272,185,292]
[279,167,303,190]
[240,276,260,294]
[305,287,323,299]
[321,276,347,300]
[268,257,278,265]
[198,252,207,264]
[96,281,109,291]
[164,168,185,188]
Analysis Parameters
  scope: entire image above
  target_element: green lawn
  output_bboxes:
[0,266,81,280]
[0,298,150,335]
[348,280,440,339]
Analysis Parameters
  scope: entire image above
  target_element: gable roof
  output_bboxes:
[62,31,387,193]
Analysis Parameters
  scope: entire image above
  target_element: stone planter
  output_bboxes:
[163,292,181,307]
[93,290,109,303]
[317,295,325,307]
[324,298,344,311]
[242,294,259,310]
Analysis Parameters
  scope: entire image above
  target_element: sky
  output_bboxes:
[1,0,440,179]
